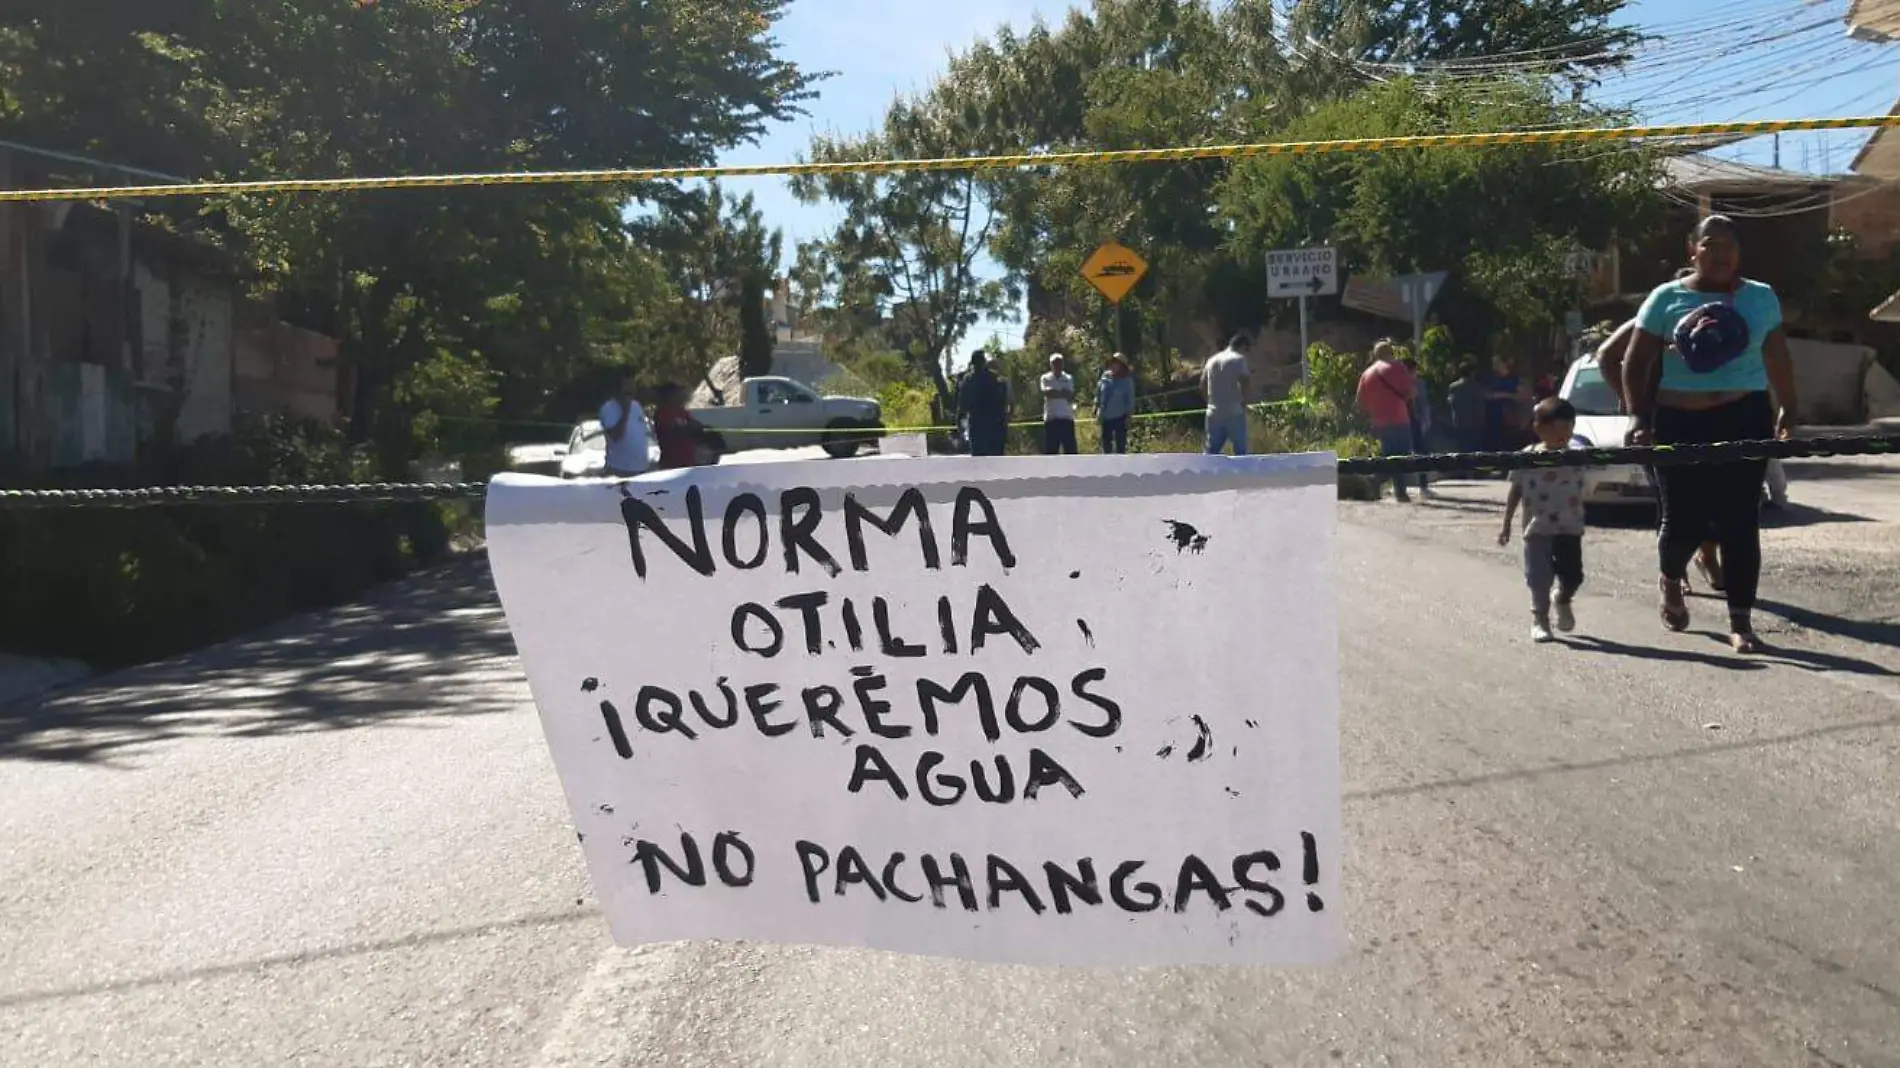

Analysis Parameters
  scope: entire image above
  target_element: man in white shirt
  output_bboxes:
[1040,353,1077,455]
[599,376,651,477]
[1202,333,1253,455]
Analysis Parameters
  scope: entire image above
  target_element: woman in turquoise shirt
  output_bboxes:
[1623,215,1799,654]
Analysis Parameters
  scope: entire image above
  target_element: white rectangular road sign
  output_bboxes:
[1267,247,1338,299]
[485,455,1344,968]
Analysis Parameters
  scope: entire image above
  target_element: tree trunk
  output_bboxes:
[925,355,953,422]
[737,274,774,379]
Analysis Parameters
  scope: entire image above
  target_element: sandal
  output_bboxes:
[1660,576,1691,632]
[1731,631,1765,655]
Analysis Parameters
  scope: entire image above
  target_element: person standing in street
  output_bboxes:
[1356,340,1418,502]
[1622,214,1798,654]
[1598,294,1791,600]
[1448,363,1487,455]
[1040,353,1078,455]
[1096,353,1135,455]
[959,351,1010,457]
[1202,333,1253,455]
[1485,355,1527,452]
[1401,355,1437,499]
[599,375,650,478]
[650,383,717,470]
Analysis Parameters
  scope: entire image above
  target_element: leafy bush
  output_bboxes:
[1296,342,1371,415]
[875,382,937,432]
[0,414,457,669]
[1417,325,1460,389]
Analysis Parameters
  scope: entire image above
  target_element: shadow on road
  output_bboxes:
[0,558,521,766]
[1583,502,1872,530]
[1695,628,1899,679]
[1758,598,1900,650]
[1561,631,1895,679]
[1779,459,1900,484]
[1562,635,1765,671]
[1760,502,1875,529]
[1407,497,1501,517]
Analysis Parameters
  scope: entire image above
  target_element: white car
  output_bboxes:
[1559,355,1656,508]
[556,419,662,479]
[1557,355,1787,510]
[692,376,882,458]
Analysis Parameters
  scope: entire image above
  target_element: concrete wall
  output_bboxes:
[1867,360,1900,422]
[135,263,170,388]
[1787,338,1873,425]
[1,203,58,467]
[137,267,233,442]
[235,320,340,421]
[1829,178,1900,261]
[43,361,136,466]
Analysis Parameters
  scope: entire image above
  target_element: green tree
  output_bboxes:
[630,183,784,397]
[791,102,1019,408]
[0,0,817,464]
[1219,77,1660,349]
[932,1,1285,355]
[1286,0,1642,87]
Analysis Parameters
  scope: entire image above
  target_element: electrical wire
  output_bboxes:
[1335,1,1841,80]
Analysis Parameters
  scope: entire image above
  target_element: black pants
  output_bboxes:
[968,418,1006,457]
[1653,392,1773,620]
[1043,418,1077,455]
[1099,416,1128,454]
[1409,418,1431,490]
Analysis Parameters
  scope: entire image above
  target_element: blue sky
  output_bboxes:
[717,0,1900,357]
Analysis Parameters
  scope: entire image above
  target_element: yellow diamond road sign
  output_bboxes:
[1081,242,1148,304]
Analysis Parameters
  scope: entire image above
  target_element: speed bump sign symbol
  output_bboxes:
[1081,242,1148,304]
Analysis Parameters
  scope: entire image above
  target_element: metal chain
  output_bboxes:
[0,435,1892,509]
[0,482,489,510]
[1336,433,1896,476]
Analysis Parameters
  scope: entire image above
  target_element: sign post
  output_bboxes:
[1397,273,1443,350]
[1081,242,1150,359]
[1267,247,1338,386]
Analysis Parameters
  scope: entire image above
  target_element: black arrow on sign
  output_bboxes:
[1306,274,1326,294]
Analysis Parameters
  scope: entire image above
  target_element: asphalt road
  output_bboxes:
[3,454,1898,1067]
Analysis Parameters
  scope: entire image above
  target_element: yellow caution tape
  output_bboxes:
[1,115,1893,202]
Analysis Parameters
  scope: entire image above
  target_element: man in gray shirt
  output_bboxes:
[1202,333,1253,455]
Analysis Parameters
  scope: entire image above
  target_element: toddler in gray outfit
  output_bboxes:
[1499,397,1587,643]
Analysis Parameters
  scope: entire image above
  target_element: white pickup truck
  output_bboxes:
[694,376,883,458]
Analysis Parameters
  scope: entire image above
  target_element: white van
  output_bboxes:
[1558,354,1788,510]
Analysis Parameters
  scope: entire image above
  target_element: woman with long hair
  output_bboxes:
[1622,215,1798,653]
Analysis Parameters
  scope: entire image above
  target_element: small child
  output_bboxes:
[1498,396,1587,643]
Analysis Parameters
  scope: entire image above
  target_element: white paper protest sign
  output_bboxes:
[485,454,1342,967]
